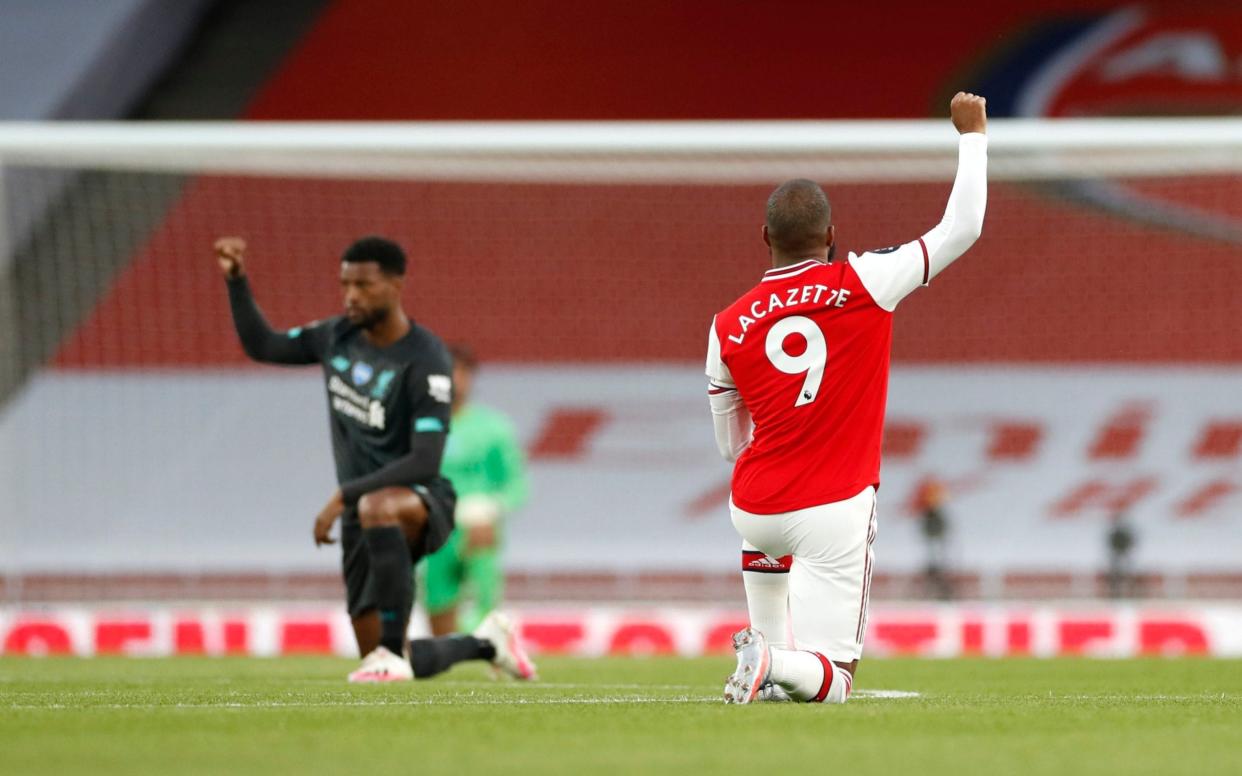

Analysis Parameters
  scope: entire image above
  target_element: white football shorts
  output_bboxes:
[730,485,878,662]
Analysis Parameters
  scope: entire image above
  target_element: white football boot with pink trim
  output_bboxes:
[347,646,414,683]
[473,611,538,681]
[723,627,771,704]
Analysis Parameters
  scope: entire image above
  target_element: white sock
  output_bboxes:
[742,550,790,649]
[769,649,853,704]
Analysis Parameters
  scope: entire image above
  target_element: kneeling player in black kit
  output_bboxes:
[215,235,536,683]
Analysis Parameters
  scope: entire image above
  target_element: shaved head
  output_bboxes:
[765,179,832,259]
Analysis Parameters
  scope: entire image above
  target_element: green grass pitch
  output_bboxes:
[3,657,1240,775]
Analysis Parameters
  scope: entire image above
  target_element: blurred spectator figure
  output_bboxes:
[917,478,954,600]
[1106,512,1137,599]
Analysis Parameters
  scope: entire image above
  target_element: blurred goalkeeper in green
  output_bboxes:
[422,344,529,636]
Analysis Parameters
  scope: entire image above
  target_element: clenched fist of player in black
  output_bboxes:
[214,236,247,279]
[951,92,987,135]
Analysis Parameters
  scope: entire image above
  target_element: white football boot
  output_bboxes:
[756,682,792,702]
[347,645,414,683]
[722,678,791,703]
[473,611,538,681]
[723,627,771,704]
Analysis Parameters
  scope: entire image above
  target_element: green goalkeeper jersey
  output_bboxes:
[440,404,528,512]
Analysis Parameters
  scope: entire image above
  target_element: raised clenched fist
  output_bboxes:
[214,236,247,279]
[951,92,987,135]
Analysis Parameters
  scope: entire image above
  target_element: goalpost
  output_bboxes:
[1,119,1240,608]
[1,117,1238,177]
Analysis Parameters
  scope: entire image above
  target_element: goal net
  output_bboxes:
[1,119,1240,608]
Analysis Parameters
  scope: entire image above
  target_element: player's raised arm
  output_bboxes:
[706,319,753,462]
[851,92,988,311]
[931,92,988,276]
[215,237,322,365]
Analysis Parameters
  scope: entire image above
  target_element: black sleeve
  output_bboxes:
[406,364,454,438]
[226,276,327,365]
[339,431,446,506]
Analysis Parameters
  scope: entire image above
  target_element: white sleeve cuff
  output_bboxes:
[709,387,751,462]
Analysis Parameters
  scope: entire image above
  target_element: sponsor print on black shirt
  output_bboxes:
[292,317,453,489]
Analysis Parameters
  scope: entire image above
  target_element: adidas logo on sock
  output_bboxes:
[742,552,793,572]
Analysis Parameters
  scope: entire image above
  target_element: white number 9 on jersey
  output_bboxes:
[764,315,826,407]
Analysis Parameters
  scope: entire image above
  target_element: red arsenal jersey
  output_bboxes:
[707,246,927,514]
[707,134,987,515]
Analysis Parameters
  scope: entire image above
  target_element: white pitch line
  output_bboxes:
[1051,693,1236,702]
[5,696,717,710]
[5,689,925,710]
[11,691,1237,712]
[434,681,699,690]
[853,689,922,699]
